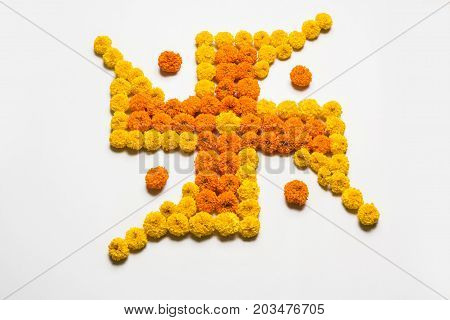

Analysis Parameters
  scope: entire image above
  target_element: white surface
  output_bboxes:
[0,0,449,300]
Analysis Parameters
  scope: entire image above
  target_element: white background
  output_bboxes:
[0,0,449,300]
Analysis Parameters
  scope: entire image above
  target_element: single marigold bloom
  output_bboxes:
[293,147,311,168]
[217,132,242,153]
[329,133,348,154]
[215,32,234,48]
[189,211,215,238]
[270,30,289,47]
[114,60,133,79]
[152,113,173,132]
[238,147,259,167]
[199,95,221,115]
[239,216,260,238]
[253,31,271,49]
[181,96,201,116]
[195,114,216,132]
[158,51,182,73]
[103,47,123,69]
[322,100,342,118]
[108,237,129,262]
[127,130,144,150]
[254,60,270,79]
[143,211,168,238]
[237,199,260,219]
[215,44,238,64]
[236,62,255,80]
[195,80,215,98]
[283,116,304,132]
[173,113,195,133]
[328,154,349,174]
[293,130,312,150]
[161,130,179,151]
[145,166,169,190]
[259,131,279,154]
[357,203,379,226]
[276,43,293,60]
[195,44,215,64]
[160,201,177,217]
[130,76,152,95]
[238,46,257,64]
[317,166,332,188]
[235,30,253,48]
[216,111,241,134]
[299,99,321,118]
[261,114,284,132]
[182,182,200,198]
[276,100,300,120]
[290,65,312,87]
[309,151,330,172]
[305,118,326,138]
[215,79,236,100]
[126,67,144,82]
[144,129,161,151]
[289,31,306,50]
[176,196,197,218]
[195,170,219,192]
[258,44,277,64]
[241,131,259,149]
[326,116,346,135]
[237,179,260,201]
[94,35,112,56]
[217,173,240,194]
[236,163,257,181]
[220,95,240,114]
[316,13,333,31]
[215,63,237,82]
[195,150,218,173]
[195,31,214,47]
[329,171,350,194]
[179,131,198,153]
[257,99,276,115]
[197,62,216,81]
[277,132,294,154]
[161,98,181,118]
[217,151,240,175]
[167,213,190,237]
[342,188,364,210]
[239,96,257,115]
[110,129,128,149]
[125,227,147,251]
[128,111,152,132]
[111,111,129,130]
[110,78,131,96]
[284,180,308,206]
[217,191,239,213]
[240,114,261,134]
[197,130,217,151]
[302,20,321,40]
[214,212,240,237]
[110,93,129,112]
[309,134,331,154]
[196,189,218,212]
[129,93,150,112]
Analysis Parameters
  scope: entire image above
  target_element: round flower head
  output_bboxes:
[111,111,129,130]
[195,31,214,47]
[128,111,152,132]
[197,62,216,80]
[145,166,169,190]
[357,203,379,226]
[290,65,312,88]
[195,80,215,98]
[258,45,277,64]
[309,135,330,154]
[329,171,350,194]
[215,63,238,82]
[110,129,128,149]
[276,43,293,60]
[277,100,300,119]
[197,131,217,150]
[217,174,240,194]
[128,92,151,112]
[215,32,234,48]
[125,227,147,251]
[342,188,364,210]
[195,44,216,64]
[261,114,284,132]
[196,189,218,213]
[179,132,198,153]
[288,31,306,50]
[238,46,257,64]
[236,164,257,181]
[237,199,260,219]
[326,116,346,135]
[299,99,321,118]
[259,131,279,155]
[242,131,260,149]
[277,132,294,154]
[108,237,129,262]
[216,111,241,134]
[235,30,253,48]
[329,133,348,154]
[173,113,195,133]
[195,150,217,173]
[94,35,112,56]
[161,130,179,152]
[270,30,289,47]
[217,191,239,213]
[239,96,257,115]
[302,20,321,40]
[167,213,190,237]
[110,93,129,112]
[144,129,161,151]
[317,166,332,188]
[181,96,201,116]
[237,179,260,201]
[152,113,173,132]
[189,211,215,238]
[322,100,342,118]
[305,118,326,138]
[257,99,276,115]
[309,151,330,172]
[328,154,349,174]
[176,196,197,218]
[236,78,260,100]
[293,147,311,168]
[238,147,259,167]
[127,130,144,150]
[284,180,309,206]
[127,67,144,82]
[182,182,200,198]
[114,60,133,79]
[161,98,182,118]
[195,170,219,192]
[215,79,236,100]
[236,62,255,80]
[110,78,131,96]
[316,13,333,31]
[217,132,242,153]
[143,211,167,239]
[240,113,262,134]
[160,201,177,217]
[131,76,152,95]
[239,216,260,238]
[103,47,123,69]
[199,95,221,115]
[149,87,165,101]
[253,31,270,49]
[214,212,240,237]
[158,51,182,73]
[253,60,270,79]
[215,45,239,64]
[217,151,240,175]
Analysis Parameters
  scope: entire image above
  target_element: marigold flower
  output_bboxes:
[143,211,168,238]
[196,189,218,212]
[179,131,198,153]
[150,87,166,101]
[329,171,350,194]
[215,44,239,64]
[329,133,348,154]
[173,113,195,133]
[257,99,276,115]
[129,93,150,112]
[216,111,241,134]
[236,78,260,100]
[160,201,177,217]
[270,30,289,47]
[110,78,131,96]
[215,79,236,100]
[161,130,179,151]
[276,100,300,120]
[290,65,312,88]
[309,134,330,154]
[234,63,255,81]
[283,116,304,133]
[182,182,200,198]
[293,147,310,168]
[195,31,214,46]
[196,62,216,80]
[195,150,217,173]
[261,114,284,132]
[197,130,217,151]
[189,211,215,238]
[241,131,260,149]
[254,31,270,49]
[253,60,270,79]
[236,163,257,181]
[110,129,128,149]
[305,118,326,138]
[130,76,152,95]
[235,30,253,48]
[214,212,240,237]
[357,203,379,226]
[108,237,129,262]
[239,216,260,238]
[217,151,240,175]
[176,196,197,218]
[289,31,306,50]
[342,188,363,210]
[152,113,172,132]
[238,46,257,64]
[317,166,332,188]
[220,95,240,114]
[195,114,216,133]
[181,96,201,116]
[309,151,330,172]
[277,133,294,154]
[215,32,234,48]
[259,131,279,154]
[160,98,180,118]
[217,191,239,213]
[237,179,260,200]
[199,95,221,114]
[125,227,147,251]
[237,199,260,219]
[126,67,144,82]
[326,116,346,135]
[217,132,242,153]
[195,44,216,64]
[240,114,261,134]
[217,174,240,194]
[167,213,190,237]
[215,63,237,82]
[238,147,258,167]
[94,35,112,56]
[144,129,161,151]
[258,45,277,64]
[158,51,182,73]
[127,130,144,150]
[276,43,293,60]
[284,180,308,206]
[145,166,169,190]
[239,96,257,115]
[103,47,123,69]
[110,94,129,113]
[114,60,133,79]
[302,20,321,40]
[299,99,321,118]
[328,154,349,174]
[322,100,342,118]
[316,13,333,31]
[127,111,151,132]
[195,170,219,192]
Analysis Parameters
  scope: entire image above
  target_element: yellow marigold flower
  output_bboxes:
[110,78,131,96]
[236,199,260,219]
[237,179,260,200]
[167,213,190,237]
[302,20,321,40]
[179,132,198,153]
[144,129,161,151]
[189,211,215,238]
[176,196,197,218]
[326,116,346,135]
[342,188,364,210]
[160,201,177,217]
[195,31,214,47]
[329,171,350,194]
[143,211,167,239]
[125,227,147,251]
[357,203,380,226]
[103,47,123,69]
[238,147,258,167]
[293,147,310,168]
[309,151,330,172]
[276,100,299,119]
[317,166,332,188]
[108,237,129,262]
[276,43,293,60]
[110,93,129,112]
[127,130,144,150]
[182,182,200,198]
[257,99,276,115]
[254,31,271,49]
[288,31,306,50]
[253,60,270,79]
[149,87,165,101]
[270,30,288,47]
[195,79,215,98]
[322,100,342,118]
[161,130,179,152]
[239,216,260,238]
[216,111,241,134]
[214,212,239,237]
[114,60,133,79]
[109,129,128,149]
[316,13,333,31]
[328,154,349,174]
[196,62,216,80]
[235,30,253,48]
[258,45,276,64]
[215,32,234,48]
[110,111,128,130]
[94,35,112,56]
[126,67,144,82]
[195,44,216,64]
[329,133,348,154]
[236,164,257,181]
[299,99,321,118]
[130,76,152,95]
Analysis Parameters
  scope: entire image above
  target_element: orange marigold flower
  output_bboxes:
[195,114,216,132]
[195,150,218,173]
[152,112,173,132]
[259,131,280,154]
[214,44,238,64]
[261,114,284,132]
[283,116,304,133]
[236,62,255,80]
[161,98,182,117]
[284,180,309,206]
[293,131,312,150]
[145,166,169,190]
[217,132,242,153]
[215,79,236,100]
[146,96,165,116]
[172,113,195,133]
[217,151,240,175]
[241,131,260,149]
[277,132,294,154]
[290,65,312,88]
[236,78,260,100]
[220,95,240,114]
[305,118,326,138]
[180,96,201,116]
[129,93,151,112]
[199,95,221,115]
[197,131,217,151]
[217,174,240,194]
[240,114,262,133]
[217,191,239,213]
[215,63,237,82]
[128,111,152,132]
[237,46,257,64]
[195,170,219,192]
[238,96,257,115]
[196,189,218,213]
[158,51,182,73]
[308,134,330,154]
